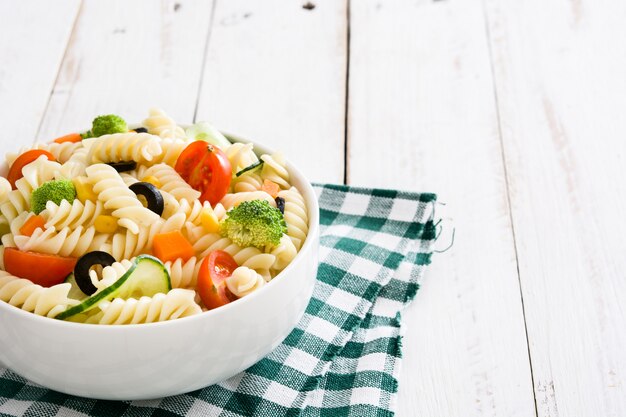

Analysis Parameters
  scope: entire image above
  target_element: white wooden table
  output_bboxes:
[1,0,625,415]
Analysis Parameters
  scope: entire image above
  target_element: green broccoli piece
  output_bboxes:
[30,180,77,214]
[90,114,127,137]
[220,200,287,249]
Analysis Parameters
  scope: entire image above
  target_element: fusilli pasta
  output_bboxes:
[86,164,159,234]
[142,108,186,139]
[220,191,276,210]
[141,163,201,202]
[225,266,265,298]
[260,153,290,189]
[0,271,79,317]
[89,289,201,325]
[85,132,163,165]
[278,186,308,250]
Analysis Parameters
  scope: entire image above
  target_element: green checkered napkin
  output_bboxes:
[0,184,437,417]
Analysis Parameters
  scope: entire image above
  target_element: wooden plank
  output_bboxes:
[37,0,214,139]
[484,0,626,415]
[348,0,537,415]
[195,0,347,184]
[0,0,80,152]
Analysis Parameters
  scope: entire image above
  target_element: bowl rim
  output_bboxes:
[0,130,320,330]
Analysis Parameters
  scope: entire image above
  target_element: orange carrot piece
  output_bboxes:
[53,133,82,144]
[262,179,280,199]
[152,231,195,263]
[19,215,46,237]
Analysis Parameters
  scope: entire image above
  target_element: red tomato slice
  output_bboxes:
[4,248,77,287]
[197,250,238,310]
[7,150,56,189]
[174,142,231,206]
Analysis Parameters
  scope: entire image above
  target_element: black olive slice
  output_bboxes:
[134,127,148,133]
[275,196,285,214]
[107,161,137,172]
[129,182,164,216]
[74,251,117,296]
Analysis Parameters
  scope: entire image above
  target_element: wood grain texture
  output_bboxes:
[348,1,536,415]
[0,0,80,151]
[195,0,347,184]
[485,0,626,415]
[37,0,214,139]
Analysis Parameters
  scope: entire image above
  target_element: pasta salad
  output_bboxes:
[0,108,308,324]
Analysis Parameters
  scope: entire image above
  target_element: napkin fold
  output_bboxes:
[0,184,437,417]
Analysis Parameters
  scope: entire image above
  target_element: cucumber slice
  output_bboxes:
[235,160,264,177]
[57,255,171,321]
[185,121,231,150]
[64,273,89,301]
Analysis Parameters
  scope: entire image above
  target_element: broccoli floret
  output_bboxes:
[90,114,127,137]
[30,180,77,214]
[220,200,287,249]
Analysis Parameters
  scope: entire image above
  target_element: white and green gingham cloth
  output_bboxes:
[0,184,438,417]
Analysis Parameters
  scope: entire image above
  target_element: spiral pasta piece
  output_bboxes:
[14,225,110,258]
[231,171,263,193]
[99,213,185,261]
[220,191,276,211]
[1,155,64,220]
[278,186,308,250]
[142,108,186,139]
[0,271,79,318]
[165,256,202,289]
[86,164,159,234]
[90,259,134,292]
[31,141,84,164]
[260,153,290,189]
[225,142,259,174]
[270,234,298,272]
[0,177,12,204]
[85,132,163,165]
[226,266,265,298]
[148,138,192,166]
[91,289,201,325]
[190,232,275,280]
[141,164,201,202]
[40,199,104,231]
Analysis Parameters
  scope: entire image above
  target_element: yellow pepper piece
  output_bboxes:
[94,215,118,234]
[73,176,97,203]
[201,207,220,233]
[141,175,161,188]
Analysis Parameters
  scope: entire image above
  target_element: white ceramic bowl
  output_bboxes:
[0,134,319,400]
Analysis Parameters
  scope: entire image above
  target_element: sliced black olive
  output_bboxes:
[107,161,137,172]
[129,182,164,216]
[275,196,285,214]
[74,251,117,296]
[134,127,148,133]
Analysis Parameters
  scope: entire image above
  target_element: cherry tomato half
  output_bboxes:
[197,250,238,310]
[4,248,77,287]
[174,142,231,206]
[7,150,56,189]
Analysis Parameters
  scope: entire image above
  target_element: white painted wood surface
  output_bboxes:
[195,0,347,184]
[348,1,536,415]
[0,0,80,152]
[485,0,626,415]
[37,0,214,140]
[1,0,625,415]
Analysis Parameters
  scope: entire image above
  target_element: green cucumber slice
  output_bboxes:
[235,160,264,177]
[64,273,89,301]
[57,255,171,321]
[185,121,231,149]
